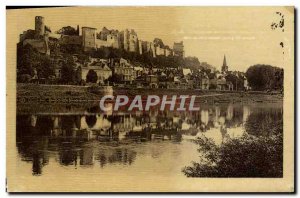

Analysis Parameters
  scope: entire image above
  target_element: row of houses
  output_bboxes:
[49,53,248,91]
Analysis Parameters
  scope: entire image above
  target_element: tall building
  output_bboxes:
[121,29,139,52]
[221,55,228,73]
[173,41,184,57]
[35,16,45,38]
[82,27,97,51]
[19,16,50,55]
[97,27,121,49]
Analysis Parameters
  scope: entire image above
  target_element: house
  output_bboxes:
[113,58,135,84]
[134,75,146,88]
[50,55,65,78]
[201,77,210,90]
[82,60,112,84]
[241,74,250,90]
[217,78,227,90]
[227,81,234,91]
[157,72,170,89]
[133,66,144,78]
[182,68,192,76]
[146,75,158,88]
[210,76,229,90]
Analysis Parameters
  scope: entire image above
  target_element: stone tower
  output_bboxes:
[35,16,45,38]
[123,29,129,51]
[221,55,228,72]
[82,27,96,51]
[76,25,80,35]
[173,41,184,57]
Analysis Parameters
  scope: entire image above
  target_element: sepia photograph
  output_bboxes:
[6,6,294,192]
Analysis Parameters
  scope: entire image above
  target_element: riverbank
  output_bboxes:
[17,83,283,105]
[113,87,283,104]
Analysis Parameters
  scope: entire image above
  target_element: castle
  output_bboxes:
[19,16,185,58]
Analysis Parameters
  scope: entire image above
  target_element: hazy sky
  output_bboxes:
[7,7,294,71]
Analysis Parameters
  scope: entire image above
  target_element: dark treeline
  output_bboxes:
[246,64,284,91]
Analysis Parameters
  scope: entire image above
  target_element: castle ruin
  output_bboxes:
[19,16,184,58]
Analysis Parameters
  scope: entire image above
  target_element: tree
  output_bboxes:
[153,38,164,47]
[106,74,123,84]
[246,64,284,91]
[61,57,76,84]
[225,73,244,91]
[17,44,55,81]
[56,26,78,35]
[86,70,98,83]
[36,55,55,79]
[184,56,201,69]
[75,66,82,84]
[60,44,82,54]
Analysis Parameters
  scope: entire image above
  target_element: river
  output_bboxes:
[14,101,283,191]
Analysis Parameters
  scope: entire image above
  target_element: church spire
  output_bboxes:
[223,55,227,67]
[222,54,228,72]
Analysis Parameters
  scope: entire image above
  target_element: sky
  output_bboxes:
[7,7,294,71]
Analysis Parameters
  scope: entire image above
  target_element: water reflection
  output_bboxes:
[16,102,282,176]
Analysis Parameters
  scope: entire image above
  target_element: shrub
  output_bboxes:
[182,133,283,178]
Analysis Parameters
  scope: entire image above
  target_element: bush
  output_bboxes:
[182,133,283,178]
[86,70,98,83]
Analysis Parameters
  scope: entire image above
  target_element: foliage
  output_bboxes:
[153,38,164,47]
[56,26,78,35]
[246,64,284,91]
[75,66,82,83]
[183,114,283,178]
[245,109,283,137]
[183,132,283,177]
[17,44,55,80]
[86,69,98,83]
[225,73,244,91]
[106,73,123,84]
[60,56,76,84]
[60,44,83,55]
[21,30,36,40]
[184,57,201,70]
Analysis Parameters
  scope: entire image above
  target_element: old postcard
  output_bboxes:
[6,6,294,192]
